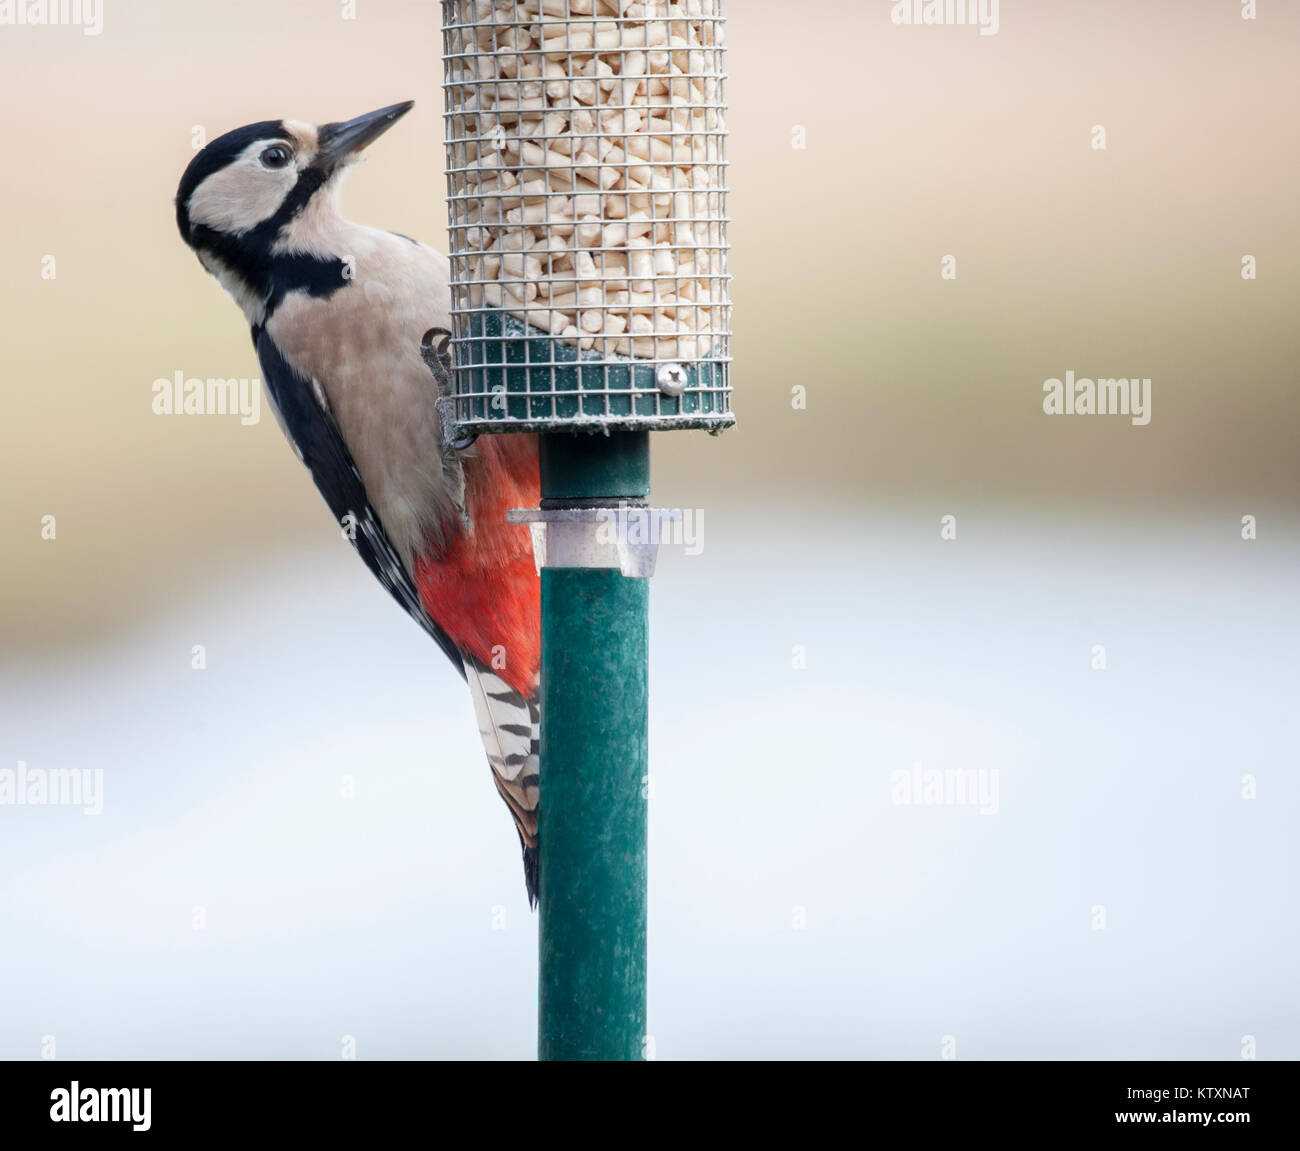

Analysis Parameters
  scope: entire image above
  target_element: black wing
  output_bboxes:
[254,327,466,679]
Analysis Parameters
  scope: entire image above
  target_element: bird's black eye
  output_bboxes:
[260,145,291,169]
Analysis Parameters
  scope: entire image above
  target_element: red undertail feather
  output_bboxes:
[412,434,541,696]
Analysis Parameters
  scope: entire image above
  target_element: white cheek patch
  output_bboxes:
[187,140,297,236]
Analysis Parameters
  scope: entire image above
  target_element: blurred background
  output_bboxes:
[1,0,1297,1059]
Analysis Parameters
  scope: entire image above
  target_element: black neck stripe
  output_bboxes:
[180,125,347,317]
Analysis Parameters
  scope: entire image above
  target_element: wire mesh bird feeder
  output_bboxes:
[440,0,731,1063]
[441,0,731,438]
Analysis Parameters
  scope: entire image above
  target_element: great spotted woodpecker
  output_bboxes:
[175,102,542,902]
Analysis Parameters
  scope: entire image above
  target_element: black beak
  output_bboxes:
[317,101,413,166]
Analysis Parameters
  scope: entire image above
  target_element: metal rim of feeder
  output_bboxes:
[440,0,733,439]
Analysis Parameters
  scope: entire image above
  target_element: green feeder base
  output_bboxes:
[448,309,733,438]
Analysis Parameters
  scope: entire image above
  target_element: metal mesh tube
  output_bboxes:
[441,0,732,436]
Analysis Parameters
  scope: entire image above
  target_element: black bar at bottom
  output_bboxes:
[0,1059,1286,1137]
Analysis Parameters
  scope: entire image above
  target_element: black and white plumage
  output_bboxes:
[175,103,544,903]
[253,329,464,673]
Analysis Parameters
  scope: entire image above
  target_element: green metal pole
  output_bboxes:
[538,430,650,1062]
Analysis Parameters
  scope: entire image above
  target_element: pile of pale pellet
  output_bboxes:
[446,0,727,362]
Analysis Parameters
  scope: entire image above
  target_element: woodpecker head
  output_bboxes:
[175,101,413,321]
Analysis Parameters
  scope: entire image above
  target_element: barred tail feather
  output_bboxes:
[464,656,541,906]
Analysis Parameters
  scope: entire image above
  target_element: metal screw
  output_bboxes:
[656,363,687,397]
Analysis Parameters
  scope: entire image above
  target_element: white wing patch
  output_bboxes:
[464,658,540,846]
[356,507,415,608]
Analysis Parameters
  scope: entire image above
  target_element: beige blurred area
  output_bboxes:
[1,0,1297,652]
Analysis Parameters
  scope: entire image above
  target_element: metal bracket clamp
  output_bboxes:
[507,506,682,579]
